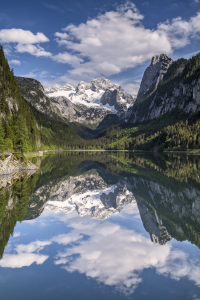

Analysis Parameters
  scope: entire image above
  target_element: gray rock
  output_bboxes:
[136,54,173,102]
[0,154,38,175]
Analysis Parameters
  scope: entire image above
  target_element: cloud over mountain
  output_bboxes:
[53,1,200,81]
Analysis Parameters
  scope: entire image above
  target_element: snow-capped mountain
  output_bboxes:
[45,78,135,125]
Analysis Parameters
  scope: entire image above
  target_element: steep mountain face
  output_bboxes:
[15,77,63,121]
[127,52,200,123]
[16,76,134,129]
[136,54,173,102]
[45,78,135,126]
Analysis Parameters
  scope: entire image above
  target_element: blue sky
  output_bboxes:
[0,0,200,95]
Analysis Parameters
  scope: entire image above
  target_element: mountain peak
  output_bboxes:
[136,54,173,102]
[151,53,170,65]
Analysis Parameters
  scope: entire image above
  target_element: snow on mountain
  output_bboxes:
[45,78,135,125]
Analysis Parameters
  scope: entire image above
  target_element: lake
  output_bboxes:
[0,151,200,300]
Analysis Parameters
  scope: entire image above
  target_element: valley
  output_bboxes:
[0,45,200,153]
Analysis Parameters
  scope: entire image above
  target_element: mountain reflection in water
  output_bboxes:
[0,151,200,299]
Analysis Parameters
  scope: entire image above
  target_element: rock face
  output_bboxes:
[17,76,135,128]
[0,155,38,175]
[136,54,173,102]
[127,52,200,123]
[45,77,135,125]
[15,77,63,121]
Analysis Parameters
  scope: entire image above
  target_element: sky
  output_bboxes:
[0,0,200,95]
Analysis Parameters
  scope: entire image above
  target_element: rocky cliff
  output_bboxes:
[16,76,134,129]
[15,77,64,121]
[136,54,173,102]
[127,52,200,123]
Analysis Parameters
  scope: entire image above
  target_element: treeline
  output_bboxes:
[0,46,40,153]
[104,118,200,151]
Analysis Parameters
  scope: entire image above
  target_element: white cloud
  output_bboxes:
[53,52,83,65]
[52,1,200,84]
[0,28,49,44]
[54,2,171,79]
[194,0,199,3]
[54,32,69,40]
[19,69,49,79]
[9,59,21,65]
[157,12,200,48]
[12,232,21,237]
[123,83,140,96]
[15,44,51,57]
[0,28,51,58]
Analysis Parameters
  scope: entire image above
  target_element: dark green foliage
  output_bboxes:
[0,45,40,153]
[32,107,82,150]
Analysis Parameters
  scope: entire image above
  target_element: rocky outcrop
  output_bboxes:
[17,76,134,128]
[45,77,135,125]
[136,54,173,102]
[127,52,200,123]
[46,83,75,94]
[101,87,133,118]
[0,154,38,175]
[15,77,63,121]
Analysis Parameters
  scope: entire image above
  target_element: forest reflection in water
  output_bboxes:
[0,151,200,299]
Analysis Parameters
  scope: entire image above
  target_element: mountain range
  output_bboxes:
[1,43,200,151]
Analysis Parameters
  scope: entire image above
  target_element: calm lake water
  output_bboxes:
[0,151,200,300]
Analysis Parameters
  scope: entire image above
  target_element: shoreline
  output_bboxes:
[27,149,200,155]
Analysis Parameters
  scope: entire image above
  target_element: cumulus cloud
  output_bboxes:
[9,59,21,65]
[19,69,49,79]
[157,12,200,48]
[53,52,83,65]
[54,1,170,78]
[123,83,141,96]
[15,44,51,57]
[0,28,51,57]
[53,1,200,82]
[12,232,21,237]
[0,28,49,44]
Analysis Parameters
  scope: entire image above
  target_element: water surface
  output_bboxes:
[0,151,200,299]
